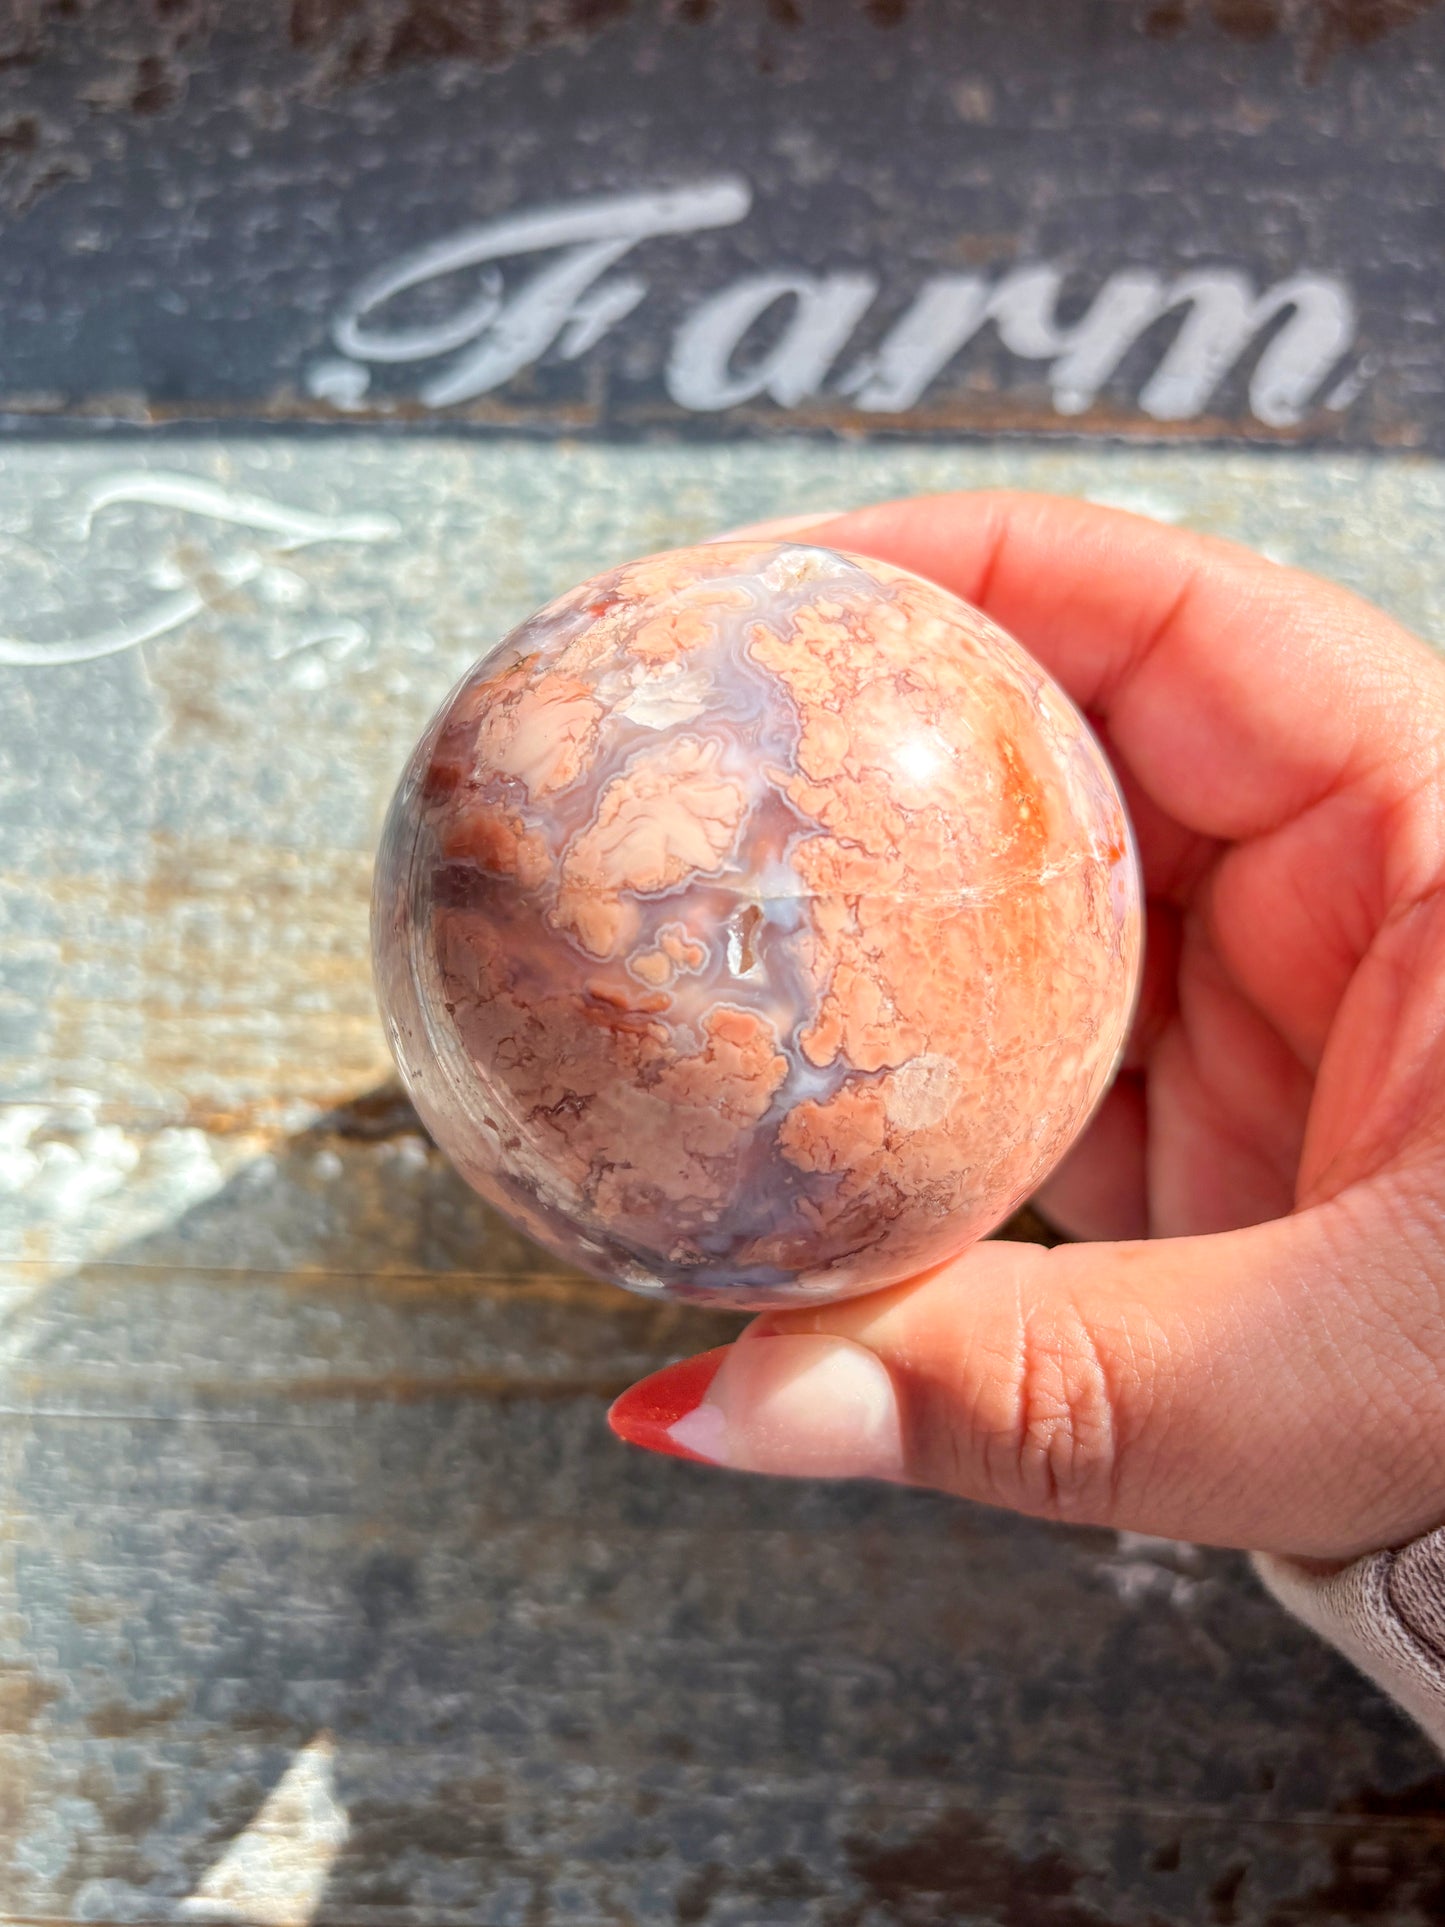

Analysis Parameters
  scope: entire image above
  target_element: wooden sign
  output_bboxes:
[6,4,1445,1919]
[0,0,1440,444]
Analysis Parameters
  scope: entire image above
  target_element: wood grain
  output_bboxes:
[4,440,1445,1923]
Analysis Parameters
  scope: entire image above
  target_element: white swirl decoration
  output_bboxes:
[0,470,398,668]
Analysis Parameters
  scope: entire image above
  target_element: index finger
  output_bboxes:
[798,491,1443,847]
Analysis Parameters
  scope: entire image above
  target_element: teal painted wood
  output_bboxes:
[4,440,1445,1923]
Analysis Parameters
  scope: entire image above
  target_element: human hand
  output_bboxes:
[609,492,1445,1563]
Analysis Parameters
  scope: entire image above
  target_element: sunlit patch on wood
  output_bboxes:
[180,1734,348,1927]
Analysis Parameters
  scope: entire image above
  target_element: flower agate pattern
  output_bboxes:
[373,542,1142,1306]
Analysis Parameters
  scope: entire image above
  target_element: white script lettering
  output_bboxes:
[315,179,752,409]
[310,179,1362,429]
[667,272,879,410]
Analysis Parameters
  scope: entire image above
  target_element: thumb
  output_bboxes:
[609,1197,1443,1560]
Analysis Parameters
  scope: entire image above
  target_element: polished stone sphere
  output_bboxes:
[372,540,1142,1306]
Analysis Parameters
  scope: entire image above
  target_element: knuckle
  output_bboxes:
[984,1285,1157,1524]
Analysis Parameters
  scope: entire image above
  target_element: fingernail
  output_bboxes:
[608,1346,731,1463]
[612,1334,906,1482]
[704,511,847,544]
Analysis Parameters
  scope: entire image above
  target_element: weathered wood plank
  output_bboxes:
[5,440,1445,1922]
[0,1,1442,448]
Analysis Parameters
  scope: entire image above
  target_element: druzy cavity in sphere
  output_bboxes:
[372,541,1142,1307]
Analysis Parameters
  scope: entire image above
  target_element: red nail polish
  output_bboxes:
[608,1347,730,1462]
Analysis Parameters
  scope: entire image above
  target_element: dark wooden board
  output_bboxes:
[0,0,1441,445]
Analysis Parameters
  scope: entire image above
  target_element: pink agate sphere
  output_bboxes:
[372,541,1142,1307]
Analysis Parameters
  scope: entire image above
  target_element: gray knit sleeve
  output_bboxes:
[1254,1530,1445,1750]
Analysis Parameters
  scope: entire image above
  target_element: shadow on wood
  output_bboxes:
[3,1090,1445,1923]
